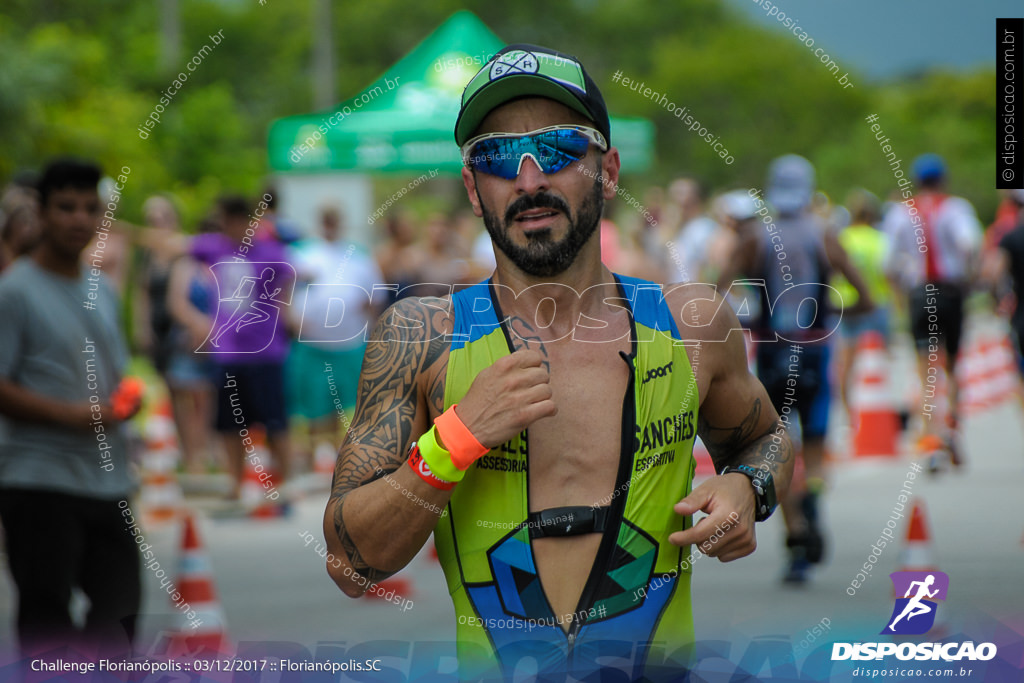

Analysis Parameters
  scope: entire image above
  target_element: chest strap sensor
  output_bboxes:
[526,505,610,539]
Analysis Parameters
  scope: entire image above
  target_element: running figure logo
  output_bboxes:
[200,261,295,354]
[881,571,949,635]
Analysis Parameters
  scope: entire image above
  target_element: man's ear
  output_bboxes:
[462,166,484,218]
[599,147,621,202]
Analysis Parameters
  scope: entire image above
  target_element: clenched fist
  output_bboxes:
[453,349,557,449]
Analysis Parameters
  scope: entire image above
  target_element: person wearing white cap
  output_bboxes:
[714,190,763,329]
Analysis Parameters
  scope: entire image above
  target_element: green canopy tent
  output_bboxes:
[266,11,653,237]
[268,11,653,174]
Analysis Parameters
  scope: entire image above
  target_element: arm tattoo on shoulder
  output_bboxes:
[507,315,550,371]
[347,297,449,454]
[327,297,450,580]
[698,397,762,471]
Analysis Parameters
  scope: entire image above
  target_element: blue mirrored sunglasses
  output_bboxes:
[461,125,608,180]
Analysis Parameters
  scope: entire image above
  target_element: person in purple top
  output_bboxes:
[185,195,295,501]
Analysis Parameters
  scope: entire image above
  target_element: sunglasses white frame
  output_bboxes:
[460,124,609,170]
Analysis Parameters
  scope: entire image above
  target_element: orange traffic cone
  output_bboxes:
[241,457,271,504]
[241,459,287,518]
[161,514,228,656]
[897,500,938,574]
[851,332,901,458]
[139,472,184,525]
[994,334,1024,405]
[959,333,1022,416]
[956,335,985,417]
[143,398,179,469]
[240,427,288,518]
[140,398,184,525]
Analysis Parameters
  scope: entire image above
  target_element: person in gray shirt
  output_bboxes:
[0,158,140,658]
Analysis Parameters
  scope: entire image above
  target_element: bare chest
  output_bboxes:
[525,338,631,509]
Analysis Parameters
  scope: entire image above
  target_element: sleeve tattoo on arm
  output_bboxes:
[698,397,762,471]
[735,418,792,484]
[328,297,450,582]
[697,398,793,482]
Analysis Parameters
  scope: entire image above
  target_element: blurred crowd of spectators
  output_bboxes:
[2,161,1022,499]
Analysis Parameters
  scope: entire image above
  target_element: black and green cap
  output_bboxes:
[454,44,610,147]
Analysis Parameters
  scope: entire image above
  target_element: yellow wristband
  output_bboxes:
[417,425,465,484]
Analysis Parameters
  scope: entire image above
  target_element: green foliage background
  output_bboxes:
[0,0,997,229]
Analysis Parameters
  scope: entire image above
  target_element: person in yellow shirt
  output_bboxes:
[831,189,893,420]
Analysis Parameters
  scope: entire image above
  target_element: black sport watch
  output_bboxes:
[719,465,777,522]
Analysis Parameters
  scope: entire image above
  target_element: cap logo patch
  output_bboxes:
[489,50,539,81]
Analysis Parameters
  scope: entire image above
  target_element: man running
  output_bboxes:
[883,154,983,468]
[323,44,793,680]
[724,156,874,584]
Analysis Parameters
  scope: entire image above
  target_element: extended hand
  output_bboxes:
[669,473,757,562]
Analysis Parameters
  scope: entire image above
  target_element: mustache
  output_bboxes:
[504,192,571,225]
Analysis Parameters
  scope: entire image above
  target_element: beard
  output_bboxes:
[479,174,604,278]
